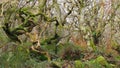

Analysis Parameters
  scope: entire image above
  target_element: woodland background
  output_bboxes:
[0,0,120,68]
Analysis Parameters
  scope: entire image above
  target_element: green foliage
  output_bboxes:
[95,56,108,66]
[75,60,85,68]
[87,56,115,68]
[0,42,32,68]
[60,44,84,60]
[30,50,48,61]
